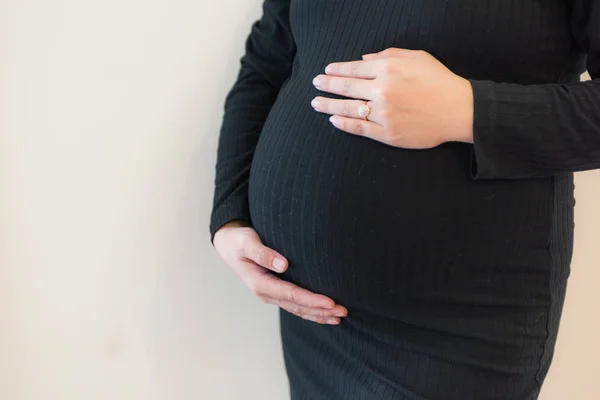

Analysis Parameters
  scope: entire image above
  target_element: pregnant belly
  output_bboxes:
[248,77,554,312]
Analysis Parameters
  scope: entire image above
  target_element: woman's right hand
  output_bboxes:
[213,220,348,325]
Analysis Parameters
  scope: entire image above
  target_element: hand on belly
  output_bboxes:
[213,220,349,324]
[310,47,475,148]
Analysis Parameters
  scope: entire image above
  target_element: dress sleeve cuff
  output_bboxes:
[467,79,549,180]
[209,198,252,245]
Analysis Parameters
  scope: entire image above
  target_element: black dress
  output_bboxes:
[209,1,600,399]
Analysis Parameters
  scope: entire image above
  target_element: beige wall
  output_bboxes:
[0,1,597,399]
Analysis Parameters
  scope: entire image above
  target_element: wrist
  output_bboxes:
[452,77,475,144]
[213,219,252,245]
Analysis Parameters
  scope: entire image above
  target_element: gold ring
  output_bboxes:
[357,100,371,121]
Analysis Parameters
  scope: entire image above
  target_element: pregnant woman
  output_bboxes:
[210,1,599,399]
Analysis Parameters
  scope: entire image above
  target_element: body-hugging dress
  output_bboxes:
[210,1,600,399]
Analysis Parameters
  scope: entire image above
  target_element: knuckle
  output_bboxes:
[289,286,299,303]
[381,107,394,121]
[354,122,365,136]
[417,49,428,56]
[344,101,354,117]
[376,87,390,103]
[342,79,352,96]
[382,60,397,75]
[377,48,391,58]
[301,314,315,321]
[255,247,268,265]
[247,245,268,267]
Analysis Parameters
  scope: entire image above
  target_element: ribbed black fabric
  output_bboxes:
[210,1,600,399]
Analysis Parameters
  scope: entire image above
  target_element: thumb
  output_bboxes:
[245,239,289,273]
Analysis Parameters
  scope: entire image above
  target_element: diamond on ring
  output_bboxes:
[357,102,371,119]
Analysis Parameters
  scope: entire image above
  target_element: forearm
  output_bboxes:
[209,0,296,243]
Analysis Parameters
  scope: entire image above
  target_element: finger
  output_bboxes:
[328,115,386,141]
[312,74,377,100]
[243,241,288,273]
[278,302,342,325]
[252,271,336,309]
[285,309,341,325]
[362,47,421,60]
[260,296,348,318]
[311,97,384,125]
[324,59,384,79]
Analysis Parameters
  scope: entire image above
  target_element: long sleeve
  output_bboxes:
[209,0,296,242]
[467,0,600,180]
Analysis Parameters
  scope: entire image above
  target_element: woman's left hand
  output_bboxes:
[311,48,475,149]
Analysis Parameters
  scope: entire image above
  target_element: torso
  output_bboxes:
[247,1,579,398]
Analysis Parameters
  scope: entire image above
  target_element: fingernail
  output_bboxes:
[327,318,340,324]
[362,53,377,59]
[272,257,286,271]
[329,115,338,123]
[334,310,347,317]
[324,64,333,74]
[312,76,321,87]
[311,97,321,108]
